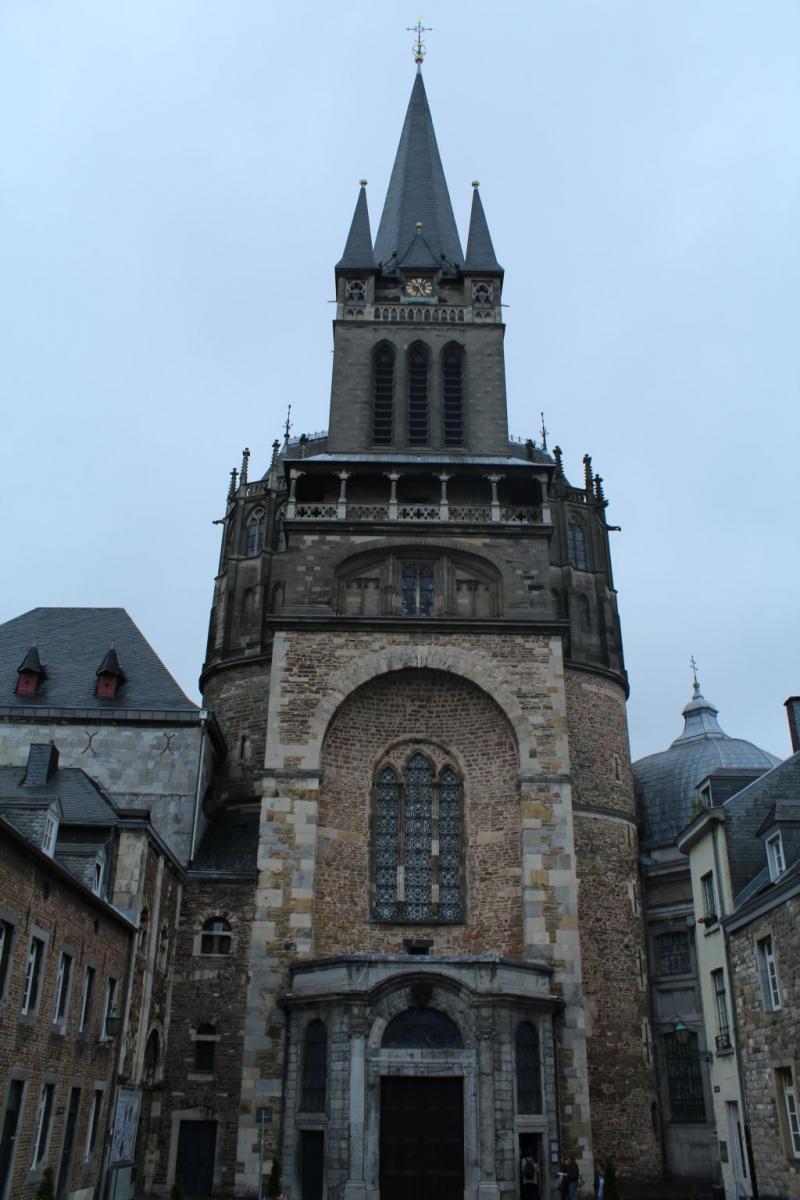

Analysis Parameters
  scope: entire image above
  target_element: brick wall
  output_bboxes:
[729,895,800,1200]
[0,828,132,1200]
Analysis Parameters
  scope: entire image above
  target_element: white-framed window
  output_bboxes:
[778,1068,800,1159]
[52,951,73,1026]
[711,968,731,1050]
[30,1082,55,1168]
[79,965,96,1033]
[92,859,104,896]
[84,1088,103,1161]
[21,936,45,1015]
[757,935,781,1011]
[41,812,58,857]
[102,977,118,1039]
[200,917,232,956]
[701,871,718,926]
[766,832,786,881]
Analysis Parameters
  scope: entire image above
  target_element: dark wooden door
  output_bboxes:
[0,1080,24,1200]
[56,1087,81,1198]
[175,1121,217,1197]
[380,1077,464,1200]
[300,1130,324,1200]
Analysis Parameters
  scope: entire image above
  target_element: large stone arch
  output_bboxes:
[309,643,530,766]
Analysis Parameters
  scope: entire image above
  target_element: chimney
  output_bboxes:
[785,697,800,754]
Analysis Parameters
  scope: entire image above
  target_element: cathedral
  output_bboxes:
[196,61,660,1199]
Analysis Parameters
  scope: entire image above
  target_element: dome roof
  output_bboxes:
[633,681,780,847]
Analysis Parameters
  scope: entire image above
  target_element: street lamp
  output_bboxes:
[672,1015,714,1062]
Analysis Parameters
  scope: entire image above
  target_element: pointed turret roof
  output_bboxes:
[96,647,124,678]
[17,646,44,675]
[336,183,376,270]
[374,72,464,271]
[464,185,503,273]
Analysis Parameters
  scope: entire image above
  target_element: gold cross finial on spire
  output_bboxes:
[690,655,700,694]
[407,18,431,66]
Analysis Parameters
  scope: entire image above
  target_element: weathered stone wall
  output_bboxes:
[729,894,800,1200]
[202,660,271,807]
[0,828,132,1200]
[152,876,256,1198]
[566,668,662,1180]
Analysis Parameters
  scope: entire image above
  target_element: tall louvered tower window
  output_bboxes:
[442,346,464,444]
[373,344,395,444]
[407,345,430,445]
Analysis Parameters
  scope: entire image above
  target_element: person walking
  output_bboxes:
[563,1156,579,1200]
[520,1147,539,1200]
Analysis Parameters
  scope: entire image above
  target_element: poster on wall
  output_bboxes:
[110,1087,142,1165]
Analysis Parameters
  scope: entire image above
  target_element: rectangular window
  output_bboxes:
[52,952,73,1026]
[41,813,58,858]
[778,1069,800,1159]
[711,969,731,1050]
[655,932,691,976]
[102,977,117,1039]
[21,937,45,1015]
[0,919,14,1000]
[31,1083,55,1168]
[84,1090,103,1161]
[701,872,718,927]
[79,966,96,1033]
[757,935,781,1010]
[766,833,786,881]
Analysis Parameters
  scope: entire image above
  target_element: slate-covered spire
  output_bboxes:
[336,182,376,270]
[464,183,503,273]
[374,72,464,271]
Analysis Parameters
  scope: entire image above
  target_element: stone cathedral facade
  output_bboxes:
[197,69,660,1200]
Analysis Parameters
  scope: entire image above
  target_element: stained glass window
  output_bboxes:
[568,519,587,569]
[516,1022,542,1113]
[382,1007,463,1049]
[373,756,463,923]
[664,1032,706,1123]
[245,509,265,557]
[301,1020,328,1113]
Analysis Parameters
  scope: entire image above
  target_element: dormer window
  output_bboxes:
[767,832,786,881]
[95,648,124,699]
[42,811,58,858]
[15,647,45,696]
[92,859,104,895]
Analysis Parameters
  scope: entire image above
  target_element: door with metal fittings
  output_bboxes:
[379,1077,464,1200]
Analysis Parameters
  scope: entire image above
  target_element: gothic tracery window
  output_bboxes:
[568,518,588,569]
[245,508,265,557]
[373,753,463,923]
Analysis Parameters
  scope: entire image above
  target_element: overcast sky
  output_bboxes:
[1,0,798,762]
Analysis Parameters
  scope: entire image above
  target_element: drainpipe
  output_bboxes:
[552,1012,563,1183]
[189,713,208,863]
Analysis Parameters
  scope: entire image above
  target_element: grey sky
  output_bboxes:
[1,1,798,762]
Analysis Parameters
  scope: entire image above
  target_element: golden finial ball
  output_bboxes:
[359,179,368,186]
[472,180,480,188]
[415,220,423,229]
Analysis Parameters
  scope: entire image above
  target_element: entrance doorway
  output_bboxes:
[379,1076,464,1200]
[175,1121,217,1197]
[300,1130,324,1200]
[518,1133,542,1200]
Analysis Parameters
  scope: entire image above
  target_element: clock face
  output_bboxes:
[404,276,434,298]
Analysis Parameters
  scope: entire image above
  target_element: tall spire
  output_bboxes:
[373,72,464,271]
[336,181,376,270]
[464,183,503,273]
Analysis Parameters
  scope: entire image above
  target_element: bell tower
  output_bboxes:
[199,57,660,1200]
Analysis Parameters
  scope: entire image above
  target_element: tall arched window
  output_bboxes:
[407,344,430,445]
[442,345,464,445]
[578,593,591,631]
[143,1030,160,1085]
[301,1020,328,1113]
[568,518,588,569]
[373,754,463,923]
[373,344,395,445]
[245,509,265,557]
[515,1022,542,1113]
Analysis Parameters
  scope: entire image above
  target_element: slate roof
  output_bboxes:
[723,751,800,897]
[0,608,197,713]
[634,683,779,847]
[464,186,503,273]
[373,72,464,271]
[336,185,376,270]
[0,764,118,825]
[190,807,259,876]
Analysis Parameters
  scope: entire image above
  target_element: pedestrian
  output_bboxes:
[520,1147,539,1200]
[563,1155,579,1200]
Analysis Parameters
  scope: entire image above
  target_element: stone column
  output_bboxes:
[437,473,451,520]
[477,1009,500,1200]
[386,472,401,520]
[343,1009,369,1200]
[286,469,304,519]
[337,470,350,519]
[486,473,504,522]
